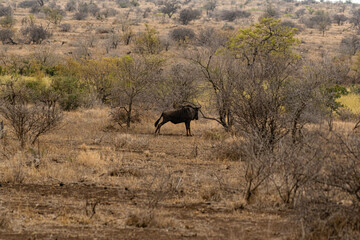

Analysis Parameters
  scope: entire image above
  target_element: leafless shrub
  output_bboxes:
[96,27,113,34]
[18,1,38,9]
[100,8,119,18]
[220,10,250,22]
[88,3,100,17]
[110,107,140,128]
[340,35,360,56]
[270,135,324,206]
[65,0,77,12]
[0,80,62,148]
[21,25,52,44]
[110,55,163,127]
[324,132,360,204]
[0,29,16,44]
[0,5,12,17]
[294,8,306,18]
[298,197,360,240]
[179,8,201,25]
[59,23,71,32]
[116,0,139,8]
[73,11,88,20]
[333,14,348,25]
[280,20,302,32]
[155,63,199,110]
[262,4,279,19]
[104,33,121,53]
[350,8,360,33]
[295,131,360,239]
[30,4,41,14]
[159,0,179,18]
[142,7,151,18]
[170,27,195,43]
[237,132,275,203]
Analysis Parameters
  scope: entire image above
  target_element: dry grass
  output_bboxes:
[1,0,360,238]
[339,93,360,114]
[0,106,302,239]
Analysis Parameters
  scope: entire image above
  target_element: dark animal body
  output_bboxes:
[154,105,201,136]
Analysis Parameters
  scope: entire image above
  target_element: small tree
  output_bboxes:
[0,29,16,44]
[263,4,279,19]
[134,24,161,54]
[333,14,347,26]
[43,7,64,25]
[204,0,216,16]
[21,25,52,44]
[170,27,195,43]
[0,15,15,28]
[160,0,179,18]
[73,58,116,103]
[350,8,360,33]
[315,11,332,36]
[0,78,62,148]
[65,0,77,12]
[340,35,360,56]
[0,6,12,17]
[220,10,251,22]
[179,8,201,25]
[111,55,163,128]
[228,18,300,147]
[157,63,199,109]
[88,3,100,17]
[294,8,306,18]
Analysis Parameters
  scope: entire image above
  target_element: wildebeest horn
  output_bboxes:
[181,101,201,108]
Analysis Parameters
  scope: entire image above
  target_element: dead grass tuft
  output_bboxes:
[200,185,222,202]
[209,137,242,161]
[0,210,11,230]
[113,134,149,151]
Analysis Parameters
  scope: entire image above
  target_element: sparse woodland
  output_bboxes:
[0,0,360,239]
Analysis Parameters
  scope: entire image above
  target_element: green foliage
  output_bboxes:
[228,18,300,66]
[352,51,360,75]
[43,7,64,25]
[324,84,349,112]
[134,24,161,54]
[0,15,15,28]
[116,0,139,8]
[51,75,84,111]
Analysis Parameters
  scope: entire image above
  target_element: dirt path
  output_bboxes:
[0,181,296,239]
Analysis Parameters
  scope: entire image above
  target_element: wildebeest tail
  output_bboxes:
[154,113,163,127]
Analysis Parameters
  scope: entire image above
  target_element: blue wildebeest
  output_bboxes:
[154,104,201,136]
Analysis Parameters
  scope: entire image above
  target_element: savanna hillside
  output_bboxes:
[0,0,360,239]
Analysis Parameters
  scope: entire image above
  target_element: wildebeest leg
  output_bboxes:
[188,121,192,136]
[185,121,191,136]
[155,121,167,135]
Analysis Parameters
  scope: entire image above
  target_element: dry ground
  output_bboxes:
[0,107,299,239]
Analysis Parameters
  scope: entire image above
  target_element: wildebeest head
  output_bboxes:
[182,105,200,120]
